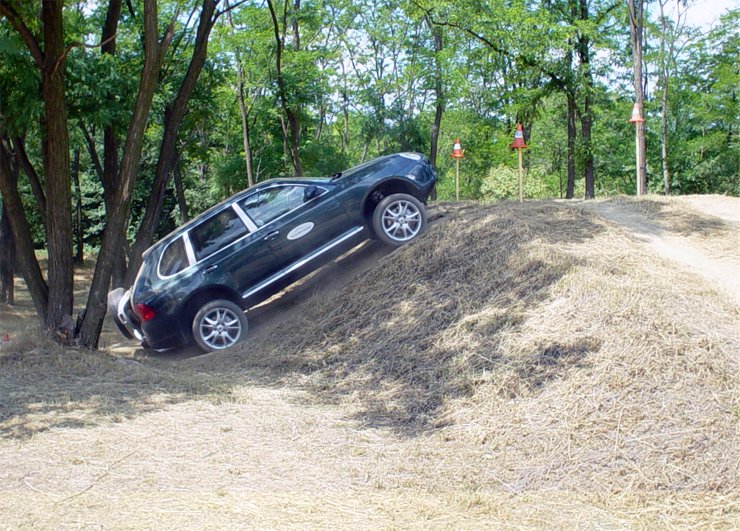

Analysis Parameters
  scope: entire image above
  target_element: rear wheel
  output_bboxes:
[192,299,248,352]
[372,193,427,247]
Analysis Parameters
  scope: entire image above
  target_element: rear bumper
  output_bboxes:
[107,288,143,342]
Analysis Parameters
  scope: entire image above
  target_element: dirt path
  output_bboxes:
[581,198,740,306]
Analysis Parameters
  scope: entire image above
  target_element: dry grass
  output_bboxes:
[1,200,739,528]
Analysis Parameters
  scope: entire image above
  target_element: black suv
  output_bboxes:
[108,152,436,352]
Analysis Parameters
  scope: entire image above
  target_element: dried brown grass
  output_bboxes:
[231,201,739,495]
[1,200,738,528]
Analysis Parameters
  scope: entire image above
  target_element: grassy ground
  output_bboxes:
[1,198,738,528]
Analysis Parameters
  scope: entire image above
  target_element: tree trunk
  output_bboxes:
[125,0,219,286]
[579,0,594,199]
[628,0,647,195]
[566,92,576,199]
[12,136,47,229]
[40,0,74,331]
[658,0,671,195]
[78,0,175,348]
[427,17,444,171]
[173,152,189,224]
[0,140,48,320]
[72,148,84,263]
[0,202,15,305]
[226,1,255,187]
[267,0,303,176]
[102,0,128,287]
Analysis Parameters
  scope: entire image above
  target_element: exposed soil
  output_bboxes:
[580,196,739,306]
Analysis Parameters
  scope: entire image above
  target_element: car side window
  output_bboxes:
[159,237,189,277]
[239,186,305,227]
[189,207,248,261]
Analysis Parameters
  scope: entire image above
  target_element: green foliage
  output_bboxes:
[480,164,560,201]
[1,0,738,276]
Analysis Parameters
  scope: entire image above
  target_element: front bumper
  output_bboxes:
[107,287,144,342]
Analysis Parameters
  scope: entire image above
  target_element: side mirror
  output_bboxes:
[304,186,322,202]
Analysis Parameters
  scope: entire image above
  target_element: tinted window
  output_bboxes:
[159,237,189,277]
[190,207,248,261]
[240,186,305,227]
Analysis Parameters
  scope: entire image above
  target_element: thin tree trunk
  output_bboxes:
[235,59,255,186]
[579,0,594,199]
[40,0,74,331]
[226,0,255,187]
[427,17,444,171]
[658,0,671,195]
[267,0,303,176]
[72,148,84,263]
[566,92,576,199]
[78,0,175,348]
[173,152,189,223]
[0,202,15,305]
[101,0,128,288]
[628,0,647,195]
[0,139,48,320]
[126,0,219,285]
[12,136,47,228]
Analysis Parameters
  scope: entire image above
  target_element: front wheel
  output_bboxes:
[372,193,427,247]
[192,299,248,352]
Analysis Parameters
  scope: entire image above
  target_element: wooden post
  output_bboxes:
[635,125,643,195]
[455,158,460,201]
[517,147,524,203]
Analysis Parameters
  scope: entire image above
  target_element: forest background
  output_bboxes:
[0,0,738,348]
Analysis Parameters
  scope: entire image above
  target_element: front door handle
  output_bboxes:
[203,265,218,274]
[264,230,280,241]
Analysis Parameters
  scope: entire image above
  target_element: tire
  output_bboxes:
[372,193,427,247]
[191,299,248,352]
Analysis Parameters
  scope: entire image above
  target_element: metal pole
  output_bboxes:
[518,147,524,203]
[455,158,460,201]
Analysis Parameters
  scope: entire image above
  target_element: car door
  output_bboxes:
[238,184,352,273]
[187,204,274,298]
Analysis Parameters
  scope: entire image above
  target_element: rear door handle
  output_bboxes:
[203,265,218,274]
[264,230,280,241]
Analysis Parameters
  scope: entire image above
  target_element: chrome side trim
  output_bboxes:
[242,226,364,299]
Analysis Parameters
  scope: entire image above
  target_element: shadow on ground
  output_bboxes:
[1,202,607,439]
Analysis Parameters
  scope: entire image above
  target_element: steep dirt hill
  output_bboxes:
[1,198,738,528]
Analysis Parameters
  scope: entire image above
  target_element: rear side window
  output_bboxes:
[240,186,305,227]
[159,237,189,277]
[190,207,248,261]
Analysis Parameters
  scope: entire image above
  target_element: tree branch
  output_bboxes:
[0,1,44,68]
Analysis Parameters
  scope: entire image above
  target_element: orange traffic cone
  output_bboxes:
[451,138,464,158]
[510,123,528,149]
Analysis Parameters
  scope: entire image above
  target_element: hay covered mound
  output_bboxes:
[236,201,739,494]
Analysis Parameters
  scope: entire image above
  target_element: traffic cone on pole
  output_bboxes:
[451,138,464,201]
[510,123,528,150]
[629,103,645,195]
[451,139,464,159]
[510,124,527,203]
